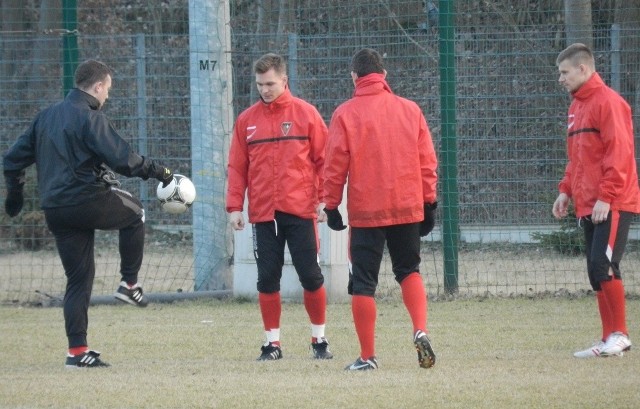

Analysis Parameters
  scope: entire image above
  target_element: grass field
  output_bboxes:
[1,297,639,408]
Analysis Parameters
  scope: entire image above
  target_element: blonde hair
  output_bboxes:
[556,43,595,70]
[253,53,287,76]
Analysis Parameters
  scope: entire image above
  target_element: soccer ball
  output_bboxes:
[156,174,196,214]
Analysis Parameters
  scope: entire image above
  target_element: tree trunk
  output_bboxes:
[564,0,593,49]
[255,0,276,51]
[275,0,291,48]
[32,0,62,101]
[0,0,25,83]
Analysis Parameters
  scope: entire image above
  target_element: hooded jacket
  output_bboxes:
[558,72,640,217]
[226,87,327,222]
[323,73,438,227]
[3,89,165,209]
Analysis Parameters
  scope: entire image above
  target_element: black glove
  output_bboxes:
[5,189,24,217]
[156,166,174,188]
[324,208,347,231]
[149,161,173,187]
[419,202,437,237]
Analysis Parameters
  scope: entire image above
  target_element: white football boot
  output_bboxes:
[600,332,631,356]
[573,340,606,358]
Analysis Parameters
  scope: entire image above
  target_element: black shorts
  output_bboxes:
[348,222,421,296]
[581,210,633,291]
[252,211,323,293]
[45,187,144,232]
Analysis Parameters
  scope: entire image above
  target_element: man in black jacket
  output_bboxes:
[3,59,173,368]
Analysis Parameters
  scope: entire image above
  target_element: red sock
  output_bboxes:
[400,272,427,333]
[68,346,88,356]
[596,290,613,341]
[600,278,628,336]
[303,286,327,325]
[352,295,376,359]
[258,291,281,332]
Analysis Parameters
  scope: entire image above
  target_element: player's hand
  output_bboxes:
[229,211,245,230]
[151,162,173,188]
[5,189,24,217]
[420,202,437,237]
[552,193,570,219]
[591,200,610,224]
[324,208,347,231]
[158,167,173,188]
[316,203,327,223]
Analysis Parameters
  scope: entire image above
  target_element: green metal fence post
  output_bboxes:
[62,0,78,95]
[438,0,459,294]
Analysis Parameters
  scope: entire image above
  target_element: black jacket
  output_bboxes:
[3,89,164,209]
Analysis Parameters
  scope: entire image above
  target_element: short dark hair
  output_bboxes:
[74,60,113,90]
[351,48,385,77]
[253,53,287,76]
[556,43,594,68]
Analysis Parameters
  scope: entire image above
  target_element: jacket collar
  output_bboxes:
[353,73,393,97]
[66,88,101,110]
[572,72,604,101]
[260,86,293,111]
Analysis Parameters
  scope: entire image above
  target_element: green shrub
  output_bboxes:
[531,214,585,256]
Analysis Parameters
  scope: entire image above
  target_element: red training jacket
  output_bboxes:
[226,87,328,223]
[323,73,438,227]
[558,72,640,217]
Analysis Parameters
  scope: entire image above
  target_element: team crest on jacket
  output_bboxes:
[281,122,292,136]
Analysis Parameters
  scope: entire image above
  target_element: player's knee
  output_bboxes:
[589,267,610,292]
[394,270,417,284]
[350,281,376,297]
[129,216,144,229]
[257,280,280,293]
[300,273,324,292]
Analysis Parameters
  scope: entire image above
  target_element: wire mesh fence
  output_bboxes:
[1,1,639,304]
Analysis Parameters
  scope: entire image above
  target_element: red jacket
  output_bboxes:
[226,87,328,223]
[323,74,438,227]
[559,73,640,217]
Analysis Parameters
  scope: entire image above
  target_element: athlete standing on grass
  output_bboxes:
[323,48,438,370]
[553,43,639,358]
[226,53,333,361]
[3,59,174,368]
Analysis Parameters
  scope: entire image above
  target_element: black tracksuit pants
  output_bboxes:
[252,211,324,294]
[44,187,145,348]
[348,222,422,296]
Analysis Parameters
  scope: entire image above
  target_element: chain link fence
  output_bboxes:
[1,1,639,304]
